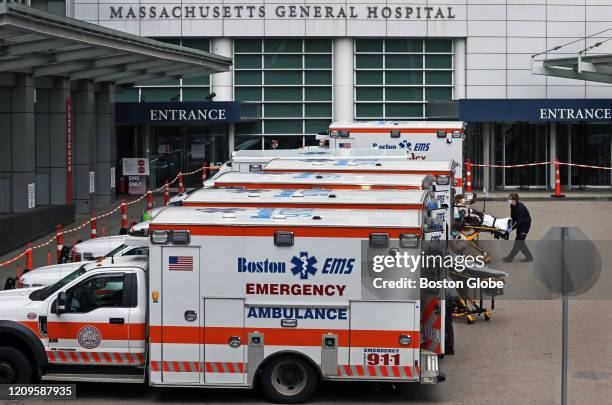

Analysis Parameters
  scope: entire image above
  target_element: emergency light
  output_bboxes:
[452,130,462,138]
[436,175,450,185]
[400,233,419,248]
[274,231,294,246]
[171,230,190,245]
[390,129,401,138]
[150,230,169,244]
[436,130,446,138]
[249,164,262,172]
[338,130,350,138]
[369,232,389,248]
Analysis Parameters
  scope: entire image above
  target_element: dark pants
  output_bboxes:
[445,300,454,352]
[507,230,533,260]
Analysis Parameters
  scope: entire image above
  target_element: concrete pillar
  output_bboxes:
[35,88,51,206]
[0,74,36,213]
[210,38,234,102]
[96,83,116,205]
[333,38,354,122]
[72,80,96,214]
[549,122,557,190]
[454,38,466,100]
[49,79,71,205]
[210,38,234,154]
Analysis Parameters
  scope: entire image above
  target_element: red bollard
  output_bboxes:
[17,265,21,288]
[178,172,184,193]
[102,224,107,237]
[47,250,52,266]
[551,159,565,198]
[202,162,207,186]
[147,191,153,213]
[90,213,97,239]
[26,243,33,271]
[120,200,128,234]
[164,181,169,206]
[465,159,473,193]
[56,225,63,264]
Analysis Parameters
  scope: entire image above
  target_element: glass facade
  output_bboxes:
[354,39,454,120]
[234,38,333,138]
[116,38,211,102]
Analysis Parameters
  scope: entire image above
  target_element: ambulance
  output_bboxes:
[0,206,443,403]
[263,158,458,206]
[210,171,436,191]
[178,188,449,357]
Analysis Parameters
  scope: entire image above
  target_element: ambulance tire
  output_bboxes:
[260,355,318,403]
[0,346,32,384]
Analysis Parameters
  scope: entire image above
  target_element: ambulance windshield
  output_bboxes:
[29,265,88,301]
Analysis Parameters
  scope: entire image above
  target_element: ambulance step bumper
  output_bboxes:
[42,372,144,384]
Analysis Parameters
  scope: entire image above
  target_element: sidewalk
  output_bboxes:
[471,189,612,201]
[0,194,166,288]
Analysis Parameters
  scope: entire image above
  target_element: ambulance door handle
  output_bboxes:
[109,318,125,325]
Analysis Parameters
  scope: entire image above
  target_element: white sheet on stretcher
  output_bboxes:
[482,214,512,232]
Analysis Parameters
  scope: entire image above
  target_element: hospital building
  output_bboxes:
[2,0,612,248]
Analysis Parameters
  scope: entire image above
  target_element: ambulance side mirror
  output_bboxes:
[56,292,69,314]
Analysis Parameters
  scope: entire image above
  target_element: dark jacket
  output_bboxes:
[510,202,531,233]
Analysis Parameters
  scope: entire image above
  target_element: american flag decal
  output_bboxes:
[169,256,193,271]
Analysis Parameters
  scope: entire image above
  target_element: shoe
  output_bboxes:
[502,256,513,263]
[520,257,533,263]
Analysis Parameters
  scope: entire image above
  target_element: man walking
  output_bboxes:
[503,193,533,263]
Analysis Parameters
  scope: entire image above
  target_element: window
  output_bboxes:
[119,38,211,102]
[66,275,126,313]
[124,247,149,256]
[354,39,454,120]
[234,39,333,138]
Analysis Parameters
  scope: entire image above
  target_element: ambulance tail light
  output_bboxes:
[420,349,441,384]
[369,233,389,248]
[400,233,419,248]
[171,230,191,245]
[437,175,450,185]
[150,230,169,244]
[274,231,294,247]
[436,130,446,138]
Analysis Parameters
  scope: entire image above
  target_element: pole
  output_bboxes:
[90,213,97,239]
[56,225,63,264]
[178,172,184,193]
[147,191,153,213]
[120,200,128,235]
[466,159,472,193]
[552,159,565,198]
[561,227,568,405]
[26,243,33,271]
[164,181,169,205]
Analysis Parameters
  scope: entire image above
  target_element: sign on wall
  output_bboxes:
[27,183,35,209]
[89,171,95,194]
[66,97,73,205]
[123,158,150,176]
[110,167,116,188]
[128,175,147,195]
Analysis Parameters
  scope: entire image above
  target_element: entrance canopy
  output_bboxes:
[533,54,612,85]
[0,2,231,85]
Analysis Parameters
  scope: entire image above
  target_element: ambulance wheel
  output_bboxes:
[0,347,32,384]
[261,355,318,403]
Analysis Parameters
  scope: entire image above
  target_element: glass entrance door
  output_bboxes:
[570,124,611,188]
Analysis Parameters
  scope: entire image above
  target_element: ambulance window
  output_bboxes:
[124,247,149,256]
[65,274,127,313]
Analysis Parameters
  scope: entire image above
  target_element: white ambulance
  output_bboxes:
[263,158,458,206]
[0,206,443,403]
[210,171,435,191]
[178,188,448,357]
[325,121,465,187]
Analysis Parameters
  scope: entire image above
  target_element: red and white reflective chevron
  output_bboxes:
[47,351,145,365]
[337,365,418,378]
[421,296,442,354]
[150,361,245,373]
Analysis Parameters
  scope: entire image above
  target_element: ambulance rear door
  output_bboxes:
[161,246,201,383]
